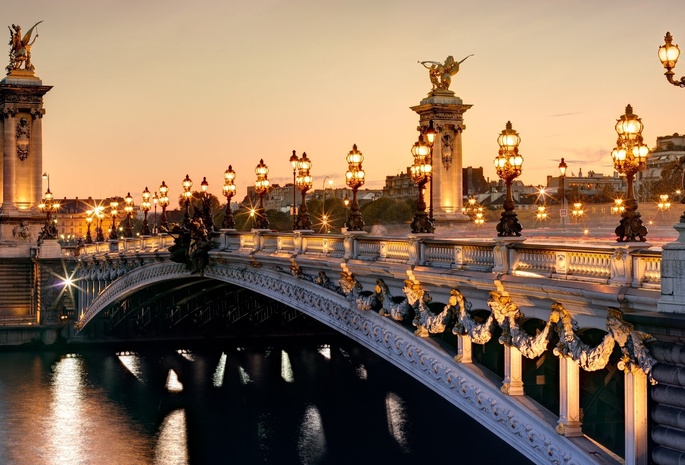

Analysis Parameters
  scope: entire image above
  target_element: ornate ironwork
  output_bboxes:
[222,165,236,229]
[611,105,649,242]
[494,121,523,237]
[254,159,271,230]
[345,144,365,231]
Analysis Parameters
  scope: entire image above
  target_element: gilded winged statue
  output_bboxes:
[6,21,42,73]
[419,54,473,93]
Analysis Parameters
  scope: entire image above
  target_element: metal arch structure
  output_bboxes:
[71,255,615,465]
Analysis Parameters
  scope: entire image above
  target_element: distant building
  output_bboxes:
[463,166,489,196]
[382,168,417,201]
[546,171,623,199]
[644,133,685,182]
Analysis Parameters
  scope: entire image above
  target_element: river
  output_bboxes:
[0,337,529,464]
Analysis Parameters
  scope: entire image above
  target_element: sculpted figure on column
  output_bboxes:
[418,54,473,92]
[6,21,42,73]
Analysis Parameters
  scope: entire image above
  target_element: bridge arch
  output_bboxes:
[74,259,610,464]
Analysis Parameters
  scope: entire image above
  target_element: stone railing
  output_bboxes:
[72,230,663,290]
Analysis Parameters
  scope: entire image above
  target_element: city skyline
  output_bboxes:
[4,0,685,204]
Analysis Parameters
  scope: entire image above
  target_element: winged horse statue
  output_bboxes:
[6,21,42,73]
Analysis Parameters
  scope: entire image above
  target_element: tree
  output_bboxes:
[361,197,412,225]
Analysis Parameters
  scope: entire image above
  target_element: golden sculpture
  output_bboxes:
[419,54,473,93]
[6,21,42,74]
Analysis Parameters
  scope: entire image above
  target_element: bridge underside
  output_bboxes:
[78,278,330,342]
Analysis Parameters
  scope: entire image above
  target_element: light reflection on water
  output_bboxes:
[154,409,187,465]
[0,343,530,464]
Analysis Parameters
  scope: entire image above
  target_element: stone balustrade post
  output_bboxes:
[554,251,568,276]
[610,243,649,286]
[453,245,464,269]
[343,230,366,260]
[407,234,431,266]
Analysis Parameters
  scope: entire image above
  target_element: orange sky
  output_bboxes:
[4,1,685,204]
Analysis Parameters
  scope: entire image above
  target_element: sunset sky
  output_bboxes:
[4,0,684,203]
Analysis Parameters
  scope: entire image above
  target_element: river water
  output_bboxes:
[0,338,529,464]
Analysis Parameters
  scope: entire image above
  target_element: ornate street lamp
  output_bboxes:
[345,143,366,231]
[611,104,649,241]
[659,32,685,88]
[38,188,60,240]
[94,206,105,242]
[558,158,568,225]
[294,153,313,230]
[152,192,159,235]
[182,174,193,225]
[123,192,134,238]
[141,187,152,235]
[159,181,170,231]
[200,176,214,231]
[222,165,237,229]
[290,150,299,228]
[409,134,434,233]
[109,198,120,240]
[343,193,350,224]
[494,121,524,237]
[423,121,438,223]
[85,210,93,244]
[254,159,271,229]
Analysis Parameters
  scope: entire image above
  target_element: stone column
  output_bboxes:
[455,333,472,363]
[659,223,685,314]
[411,93,472,224]
[556,356,583,437]
[624,369,648,465]
[3,108,17,210]
[501,345,524,395]
[30,110,43,207]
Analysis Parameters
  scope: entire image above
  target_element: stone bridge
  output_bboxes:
[43,228,685,465]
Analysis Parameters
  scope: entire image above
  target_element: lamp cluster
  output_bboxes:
[611,105,649,242]
[38,188,60,240]
[253,159,271,230]
[659,32,685,88]
[293,152,312,230]
[409,132,434,234]
[494,121,524,237]
[345,144,366,231]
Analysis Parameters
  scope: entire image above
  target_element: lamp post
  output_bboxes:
[159,181,169,231]
[254,159,271,230]
[611,104,649,242]
[141,187,152,235]
[290,150,299,229]
[42,172,50,191]
[345,143,366,231]
[409,134,434,233]
[294,153,313,230]
[38,188,59,240]
[95,206,105,242]
[152,192,159,235]
[222,165,237,229]
[659,32,685,88]
[182,174,193,225]
[423,121,438,223]
[558,158,568,225]
[494,121,524,237]
[200,176,214,231]
[85,210,93,244]
[343,193,350,224]
[109,198,119,240]
[123,192,134,238]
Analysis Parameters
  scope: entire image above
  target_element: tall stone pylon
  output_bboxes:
[0,22,52,242]
[413,55,473,224]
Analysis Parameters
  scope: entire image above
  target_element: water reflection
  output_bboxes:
[154,409,188,465]
[385,392,409,452]
[298,404,326,465]
[0,342,531,464]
